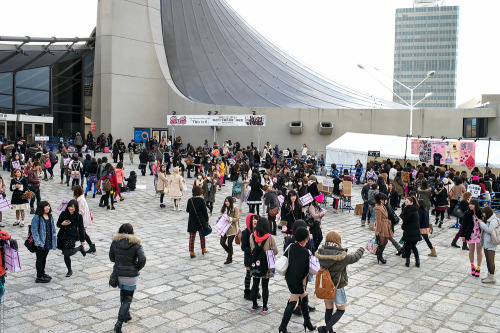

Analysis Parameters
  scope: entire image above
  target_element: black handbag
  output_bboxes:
[385,204,400,226]
[109,272,118,288]
[451,205,464,218]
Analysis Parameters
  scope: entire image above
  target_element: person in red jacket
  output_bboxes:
[0,229,16,303]
[102,166,116,210]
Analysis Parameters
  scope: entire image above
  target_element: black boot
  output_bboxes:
[414,248,420,267]
[377,245,387,264]
[451,240,460,248]
[115,290,133,332]
[78,245,87,257]
[301,295,317,331]
[278,300,297,333]
[86,244,96,254]
[462,242,469,251]
[405,257,410,267]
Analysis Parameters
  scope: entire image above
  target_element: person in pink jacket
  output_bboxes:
[114,162,125,201]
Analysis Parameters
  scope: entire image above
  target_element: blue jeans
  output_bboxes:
[85,181,97,195]
[361,201,368,221]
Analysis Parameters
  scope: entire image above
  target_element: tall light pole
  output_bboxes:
[358,64,434,136]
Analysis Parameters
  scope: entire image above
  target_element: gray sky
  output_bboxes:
[2,0,499,105]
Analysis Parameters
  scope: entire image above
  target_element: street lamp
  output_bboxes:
[358,65,434,136]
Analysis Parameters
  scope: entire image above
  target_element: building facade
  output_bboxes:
[394,1,459,108]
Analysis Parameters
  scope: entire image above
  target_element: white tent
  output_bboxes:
[326,132,500,169]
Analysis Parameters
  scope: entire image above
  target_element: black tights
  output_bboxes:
[249,204,260,216]
[35,250,49,278]
[85,232,93,246]
[422,234,433,250]
[251,277,269,308]
[220,235,235,255]
[206,201,213,214]
[245,270,252,292]
[63,247,81,272]
[484,249,496,274]
[435,210,445,222]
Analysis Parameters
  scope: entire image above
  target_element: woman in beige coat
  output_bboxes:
[156,164,168,208]
[219,196,240,264]
[374,193,393,265]
[168,167,184,211]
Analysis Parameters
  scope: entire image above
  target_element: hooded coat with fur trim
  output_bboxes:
[315,245,364,289]
[109,233,146,277]
[241,213,257,267]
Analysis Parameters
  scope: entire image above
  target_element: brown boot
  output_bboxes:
[428,248,437,257]
[202,248,208,255]
[190,251,196,258]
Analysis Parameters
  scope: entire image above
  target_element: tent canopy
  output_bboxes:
[326,132,500,169]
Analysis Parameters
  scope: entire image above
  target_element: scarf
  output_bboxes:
[253,232,270,243]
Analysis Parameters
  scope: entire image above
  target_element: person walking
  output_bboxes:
[241,213,259,300]
[418,199,436,257]
[219,196,239,265]
[278,227,315,333]
[202,172,217,215]
[433,182,449,228]
[114,162,125,202]
[263,185,279,235]
[85,158,99,198]
[74,186,95,254]
[360,177,374,226]
[250,217,278,313]
[128,140,135,164]
[451,192,471,250]
[461,199,483,277]
[69,153,83,188]
[109,223,146,333]
[280,190,304,242]
[247,173,263,216]
[28,161,41,214]
[374,193,393,264]
[74,132,83,152]
[31,201,57,283]
[56,199,86,277]
[308,194,326,253]
[186,186,209,258]
[168,167,184,211]
[315,231,365,333]
[401,196,422,267]
[10,168,29,227]
[479,207,498,283]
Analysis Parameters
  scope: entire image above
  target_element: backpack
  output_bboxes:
[70,161,80,178]
[102,176,112,192]
[315,268,339,300]
[250,235,269,277]
[490,219,500,246]
[232,181,241,195]
[44,158,51,169]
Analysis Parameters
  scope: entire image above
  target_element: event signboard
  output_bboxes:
[460,142,476,167]
[167,115,266,127]
[431,140,446,166]
[91,121,96,131]
[418,140,432,162]
[468,184,481,198]
[444,141,460,165]
[134,129,150,143]
[411,139,419,155]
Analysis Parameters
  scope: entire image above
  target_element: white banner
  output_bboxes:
[167,115,266,127]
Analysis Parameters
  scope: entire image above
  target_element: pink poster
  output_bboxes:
[411,139,419,155]
[431,140,446,166]
[460,142,476,167]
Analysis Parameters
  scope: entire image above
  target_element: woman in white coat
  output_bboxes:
[74,185,95,253]
[168,167,184,211]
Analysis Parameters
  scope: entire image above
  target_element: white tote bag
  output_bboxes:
[275,244,292,275]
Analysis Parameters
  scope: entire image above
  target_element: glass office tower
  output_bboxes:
[393,1,459,108]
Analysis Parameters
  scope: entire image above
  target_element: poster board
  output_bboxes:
[460,142,476,167]
[299,193,313,206]
[411,139,419,155]
[444,141,460,165]
[431,140,446,166]
[418,140,432,163]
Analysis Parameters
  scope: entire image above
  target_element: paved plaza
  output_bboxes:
[2,155,500,333]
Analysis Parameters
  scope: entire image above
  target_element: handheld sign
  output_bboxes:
[468,184,481,198]
[299,193,313,206]
[368,151,380,157]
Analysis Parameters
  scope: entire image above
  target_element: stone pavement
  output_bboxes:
[2,154,499,333]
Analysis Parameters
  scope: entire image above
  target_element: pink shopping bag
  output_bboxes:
[0,197,11,211]
[3,241,21,272]
[214,214,231,236]
[267,236,276,269]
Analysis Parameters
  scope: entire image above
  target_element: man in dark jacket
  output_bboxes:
[361,177,374,226]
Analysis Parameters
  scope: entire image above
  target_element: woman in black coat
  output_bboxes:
[109,223,146,333]
[186,185,209,258]
[241,213,259,300]
[10,168,29,227]
[401,196,422,268]
[56,199,86,277]
[280,190,304,240]
[279,227,316,333]
[138,150,148,176]
[247,173,263,215]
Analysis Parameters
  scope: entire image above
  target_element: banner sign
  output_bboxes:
[167,115,266,127]
[411,139,419,155]
[468,184,481,198]
[91,121,96,131]
[34,136,49,142]
[460,142,475,167]
[444,141,461,166]
[134,129,150,143]
[368,151,380,157]
[418,140,432,162]
[431,140,446,166]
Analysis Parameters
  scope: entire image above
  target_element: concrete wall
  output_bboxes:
[92,0,500,154]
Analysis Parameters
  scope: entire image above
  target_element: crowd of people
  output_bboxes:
[0,135,498,333]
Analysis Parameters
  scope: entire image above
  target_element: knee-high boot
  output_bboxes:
[115,290,134,332]
[414,247,420,267]
[278,300,297,333]
[377,244,387,264]
[301,295,317,331]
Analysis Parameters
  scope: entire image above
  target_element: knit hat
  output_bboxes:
[473,175,479,181]
[294,227,309,242]
[315,194,324,203]
[325,230,342,248]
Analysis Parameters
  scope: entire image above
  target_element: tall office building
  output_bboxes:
[393,0,459,108]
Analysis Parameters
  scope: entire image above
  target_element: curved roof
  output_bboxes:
[160,0,402,109]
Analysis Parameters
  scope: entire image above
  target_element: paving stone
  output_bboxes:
[3,153,500,332]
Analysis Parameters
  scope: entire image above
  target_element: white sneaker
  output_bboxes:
[481,274,495,283]
[20,221,25,227]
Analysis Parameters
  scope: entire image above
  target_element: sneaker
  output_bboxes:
[19,221,24,227]
[262,307,269,313]
[120,198,124,201]
[474,269,480,277]
[13,221,20,226]
[0,223,4,228]
[251,305,262,311]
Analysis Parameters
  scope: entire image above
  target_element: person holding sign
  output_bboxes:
[219,196,239,265]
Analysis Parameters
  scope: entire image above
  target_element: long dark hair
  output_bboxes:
[285,190,301,208]
[65,199,79,215]
[221,196,234,214]
[35,201,52,216]
[469,199,482,218]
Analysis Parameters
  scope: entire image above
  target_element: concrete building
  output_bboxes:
[394,0,459,108]
[1,0,498,153]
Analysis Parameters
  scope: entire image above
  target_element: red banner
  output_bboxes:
[91,121,96,131]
